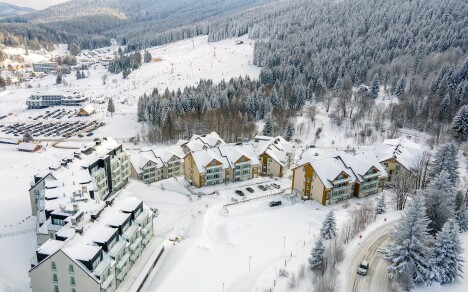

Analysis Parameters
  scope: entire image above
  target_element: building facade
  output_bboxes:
[291,152,387,205]
[33,62,58,74]
[26,92,87,109]
[253,135,294,177]
[184,144,260,188]
[29,197,154,292]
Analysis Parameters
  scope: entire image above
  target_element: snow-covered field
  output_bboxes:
[1,0,70,10]
[0,35,260,141]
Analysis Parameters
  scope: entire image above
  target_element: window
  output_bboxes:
[69,264,74,274]
[53,273,58,283]
[54,285,59,292]
[70,276,76,286]
[72,289,76,292]
[51,261,57,271]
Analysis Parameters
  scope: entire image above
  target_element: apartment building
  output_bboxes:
[33,61,58,74]
[253,135,294,177]
[29,196,154,292]
[291,151,387,205]
[184,144,260,187]
[130,146,185,184]
[374,137,424,184]
[26,92,87,109]
[29,138,131,244]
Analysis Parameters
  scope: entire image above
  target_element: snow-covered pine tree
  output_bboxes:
[375,193,386,215]
[456,189,468,232]
[320,210,337,240]
[107,98,116,117]
[395,77,405,96]
[428,219,464,285]
[284,121,295,142]
[309,237,326,270]
[452,105,468,143]
[425,171,456,235]
[368,73,379,99]
[429,143,459,184]
[380,192,432,287]
[263,114,273,136]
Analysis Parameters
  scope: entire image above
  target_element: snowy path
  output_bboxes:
[347,224,394,292]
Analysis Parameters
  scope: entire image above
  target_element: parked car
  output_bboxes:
[258,185,267,191]
[357,260,369,276]
[271,183,281,189]
[235,190,245,196]
[308,144,316,148]
[87,132,94,137]
[269,201,282,207]
[246,187,254,193]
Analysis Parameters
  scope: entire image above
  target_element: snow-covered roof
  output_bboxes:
[374,136,424,171]
[80,104,95,114]
[336,152,387,182]
[253,135,293,166]
[17,142,41,151]
[36,239,66,256]
[310,157,355,189]
[190,143,260,173]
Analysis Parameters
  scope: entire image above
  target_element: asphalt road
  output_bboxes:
[348,224,394,292]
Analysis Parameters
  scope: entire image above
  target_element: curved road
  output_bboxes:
[348,224,394,292]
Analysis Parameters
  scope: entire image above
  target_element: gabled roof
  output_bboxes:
[374,136,424,171]
[310,158,355,189]
[253,135,293,166]
[336,152,388,182]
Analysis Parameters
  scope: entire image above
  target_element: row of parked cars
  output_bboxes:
[234,183,282,197]
[31,109,76,121]
[0,120,101,138]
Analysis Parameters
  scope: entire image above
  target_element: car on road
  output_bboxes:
[246,187,254,193]
[269,201,282,207]
[357,260,369,276]
[235,190,245,196]
[271,183,281,189]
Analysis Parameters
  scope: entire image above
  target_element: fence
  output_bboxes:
[223,190,286,208]
[135,246,165,292]
[0,228,35,238]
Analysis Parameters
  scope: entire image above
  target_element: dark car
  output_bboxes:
[246,187,254,193]
[86,132,94,137]
[258,185,267,191]
[271,183,281,189]
[269,201,282,207]
[235,190,245,196]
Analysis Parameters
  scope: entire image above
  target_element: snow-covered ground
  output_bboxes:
[0,35,260,141]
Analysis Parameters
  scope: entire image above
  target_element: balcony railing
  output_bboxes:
[361,185,379,193]
[123,225,139,241]
[116,253,130,270]
[100,273,115,290]
[130,237,142,252]
[331,185,349,193]
[363,172,380,179]
[332,178,351,185]
[109,239,126,258]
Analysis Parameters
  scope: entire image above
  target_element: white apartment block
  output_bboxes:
[29,196,154,292]
[29,138,131,245]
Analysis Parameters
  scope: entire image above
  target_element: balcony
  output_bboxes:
[141,225,152,236]
[108,239,127,258]
[361,185,379,193]
[142,235,152,246]
[100,273,115,290]
[47,223,64,233]
[122,225,139,241]
[94,257,112,278]
[331,184,349,193]
[363,172,380,179]
[332,177,351,185]
[130,237,142,252]
[135,210,149,226]
[116,253,130,270]
[116,263,130,281]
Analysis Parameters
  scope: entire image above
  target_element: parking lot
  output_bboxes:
[0,120,103,138]
[29,108,77,121]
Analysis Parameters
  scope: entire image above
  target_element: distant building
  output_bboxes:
[26,92,87,109]
[17,142,42,152]
[33,62,58,74]
[179,132,226,154]
[77,104,96,116]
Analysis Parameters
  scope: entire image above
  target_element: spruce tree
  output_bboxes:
[429,143,459,184]
[428,219,464,285]
[369,73,379,99]
[284,121,295,142]
[107,98,116,117]
[320,210,337,240]
[263,114,273,136]
[375,193,386,215]
[425,171,456,235]
[380,192,432,287]
[452,105,468,143]
[0,75,6,88]
[56,74,62,84]
[308,237,325,270]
